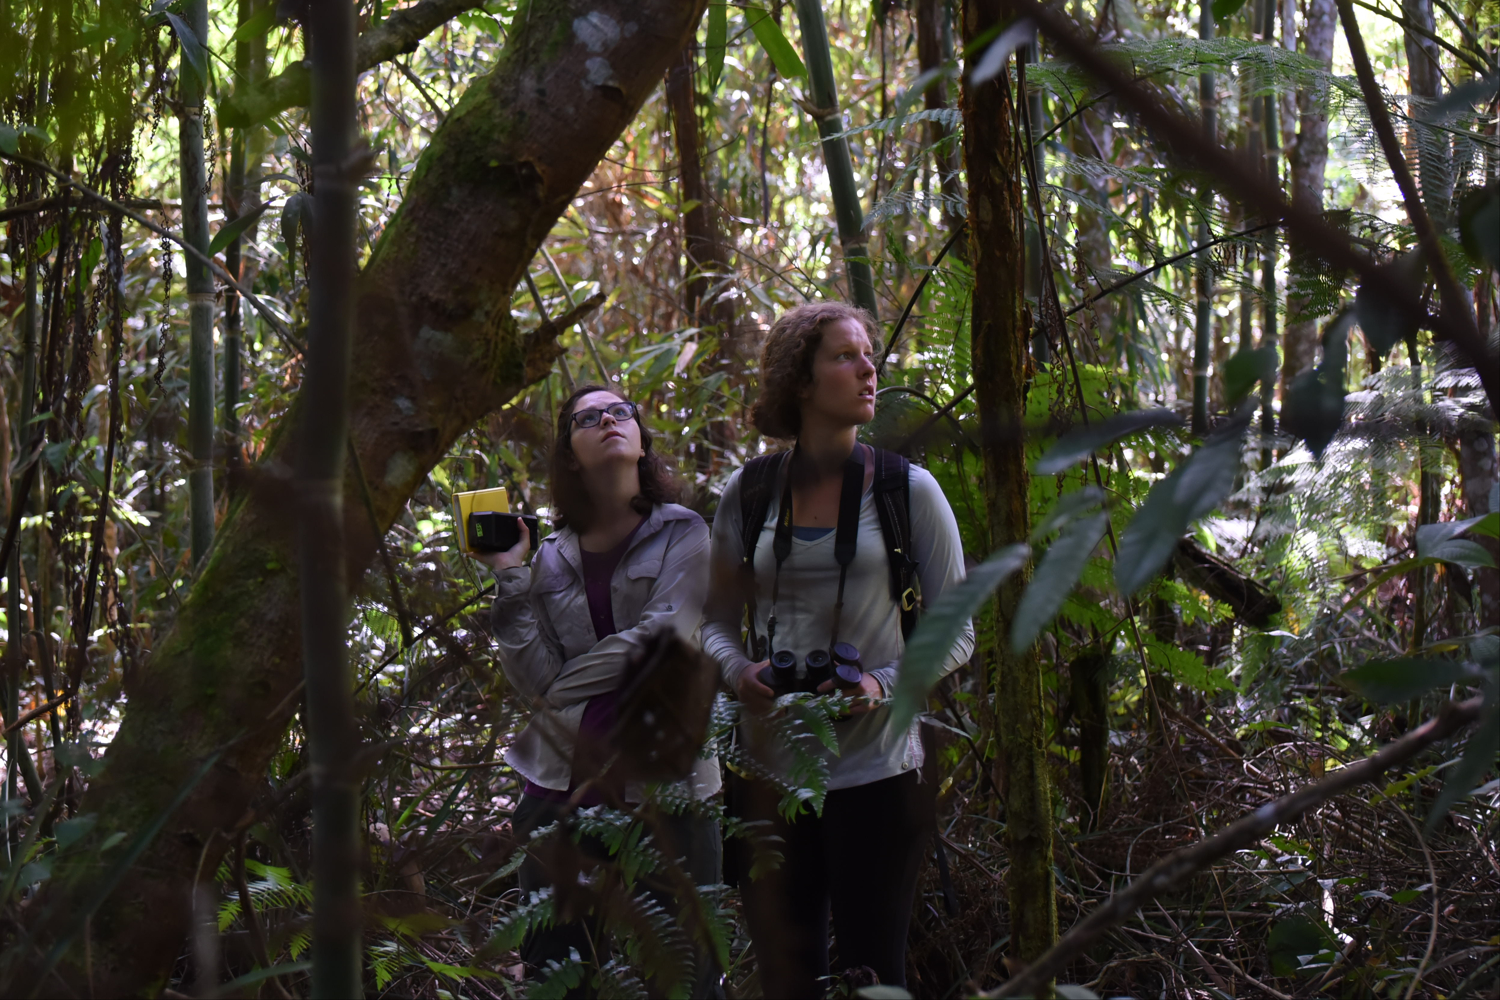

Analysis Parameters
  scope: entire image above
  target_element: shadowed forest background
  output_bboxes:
[0,0,1497,997]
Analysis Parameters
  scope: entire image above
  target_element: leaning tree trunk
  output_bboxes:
[1280,0,1336,393]
[961,0,1057,971]
[20,2,706,993]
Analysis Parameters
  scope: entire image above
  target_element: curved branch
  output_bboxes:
[219,0,489,127]
[988,695,1486,998]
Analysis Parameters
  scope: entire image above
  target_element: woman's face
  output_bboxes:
[800,319,877,429]
[567,390,645,473]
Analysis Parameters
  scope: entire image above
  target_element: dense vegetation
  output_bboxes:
[0,0,1496,996]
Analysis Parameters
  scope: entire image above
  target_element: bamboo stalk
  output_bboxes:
[1192,0,1216,434]
[793,0,879,318]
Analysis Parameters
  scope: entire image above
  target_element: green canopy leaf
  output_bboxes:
[208,201,271,257]
[1034,409,1180,475]
[746,6,806,78]
[1012,510,1110,653]
[705,2,727,94]
[1340,657,1473,703]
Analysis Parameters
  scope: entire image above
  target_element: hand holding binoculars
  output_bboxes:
[756,642,865,698]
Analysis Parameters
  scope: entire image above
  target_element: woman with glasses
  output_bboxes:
[473,385,721,995]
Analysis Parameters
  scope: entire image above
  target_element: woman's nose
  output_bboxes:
[598,410,617,427]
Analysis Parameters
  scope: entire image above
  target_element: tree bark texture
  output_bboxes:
[1457,420,1499,626]
[20,2,706,993]
[1281,0,1336,389]
[961,0,1057,969]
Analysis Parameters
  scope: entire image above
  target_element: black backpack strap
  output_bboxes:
[871,447,920,641]
[737,451,787,660]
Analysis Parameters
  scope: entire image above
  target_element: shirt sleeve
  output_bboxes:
[908,464,974,680]
[701,468,757,689]
[530,517,713,711]
[490,560,569,703]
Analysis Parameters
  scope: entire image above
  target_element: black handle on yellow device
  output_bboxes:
[467,512,539,552]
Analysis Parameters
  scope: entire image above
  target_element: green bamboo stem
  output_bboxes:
[793,0,879,318]
[180,0,216,564]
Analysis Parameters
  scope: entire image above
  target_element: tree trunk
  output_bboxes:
[961,0,1057,970]
[21,2,706,992]
[1281,0,1336,390]
[793,0,879,318]
[180,0,216,565]
[1456,421,1498,626]
[916,0,963,234]
[1402,0,1452,227]
[1192,0,1216,433]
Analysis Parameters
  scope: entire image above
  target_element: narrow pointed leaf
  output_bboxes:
[891,543,1030,730]
[968,18,1034,85]
[746,6,805,78]
[1426,694,1499,833]
[1012,510,1110,653]
[705,2,727,93]
[1035,409,1181,474]
[1221,345,1277,403]
[1115,426,1244,595]
[207,202,271,256]
[229,3,277,44]
[1029,486,1104,542]
[165,12,207,85]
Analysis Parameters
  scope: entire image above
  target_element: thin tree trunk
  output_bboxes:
[1255,0,1280,452]
[1457,422,1498,626]
[916,0,963,234]
[1192,0,1215,434]
[1281,0,1336,390]
[224,0,267,479]
[961,0,1057,970]
[793,0,879,318]
[22,3,707,992]
[180,0,216,564]
[303,0,361,993]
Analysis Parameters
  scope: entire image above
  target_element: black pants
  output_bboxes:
[511,793,724,998]
[734,770,933,998]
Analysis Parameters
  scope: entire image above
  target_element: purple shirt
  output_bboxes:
[523,517,644,804]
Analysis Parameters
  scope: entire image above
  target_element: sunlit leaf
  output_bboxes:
[746,6,805,78]
[891,543,1030,730]
[228,2,276,44]
[1417,521,1499,569]
[705,2,727,93]
[1012,510,1109,653]
[164,12,207,85]
[1034,409,1180,474]
[968,18,1034,85]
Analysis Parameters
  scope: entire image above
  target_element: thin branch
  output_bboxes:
[986,695,1485,998]
[1064,222,1276,318]
[0,149,299,349]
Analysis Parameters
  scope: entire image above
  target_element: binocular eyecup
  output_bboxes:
[756,643,865,698]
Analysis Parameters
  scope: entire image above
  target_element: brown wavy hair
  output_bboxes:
[549,384,679,532]
[750,302,879,440]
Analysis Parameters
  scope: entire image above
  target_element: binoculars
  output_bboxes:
[756,642,864,697]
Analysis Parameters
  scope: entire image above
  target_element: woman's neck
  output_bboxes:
[578,464,644,551]
[795,418,859,481]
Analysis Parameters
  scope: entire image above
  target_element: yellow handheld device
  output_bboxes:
[450,488,510,555]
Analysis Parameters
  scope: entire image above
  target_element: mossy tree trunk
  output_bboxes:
[21,1,706,993]
[960,0,1057,975]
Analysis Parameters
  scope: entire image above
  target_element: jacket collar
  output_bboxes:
[544,503,696,582]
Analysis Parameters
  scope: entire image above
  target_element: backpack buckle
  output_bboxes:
[899,587,918,612]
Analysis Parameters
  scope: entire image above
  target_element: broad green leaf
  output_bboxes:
[1426,689,1499,832]
[1268,915,1333,977]
[0,124,17,156]
[1029,486,1104,542]
[165,12,207,85]
[1431,75,1500,119]
[1458,182,1499,271]
[1340,657,1472,703]
[280,192,311,248]
[1034,409,1180,474]
[1115,423,1245,595]
[705,2,727,92]
[229,2,276,43]
[1221,345,1277,403]
[1464,511,1499,539]
[1417,521,1499,569]
[207,201,270,256]
[746,6,805,78]
[54,815,97,851]
[1355,254,1423,357]
[1012,510,1109,653]
[891,543,1030,730]
[1281,367,1346,459]
[1213,0,1251,22]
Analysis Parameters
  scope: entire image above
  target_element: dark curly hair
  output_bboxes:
[549,384,679,532]
[750,302,879,440]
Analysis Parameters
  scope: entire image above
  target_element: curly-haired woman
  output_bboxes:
[702,303,974,996]
[475,384,721,995]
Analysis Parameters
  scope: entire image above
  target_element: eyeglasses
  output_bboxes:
[569,400,637,430]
